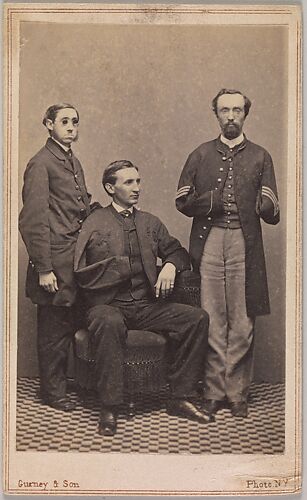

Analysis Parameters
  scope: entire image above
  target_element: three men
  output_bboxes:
[74,160,212,435]
[20,91,279,429]
[176,89,279,417]
[19,104,93,411]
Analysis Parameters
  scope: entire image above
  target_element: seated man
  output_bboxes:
[74,160,211,436]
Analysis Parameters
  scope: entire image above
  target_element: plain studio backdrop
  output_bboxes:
[18,22,287,382]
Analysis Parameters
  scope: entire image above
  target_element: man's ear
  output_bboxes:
[105,183,115,196]
[45,119,54,132]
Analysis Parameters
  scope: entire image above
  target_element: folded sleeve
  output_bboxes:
[256,151,280,225]
[74,219,131,290]
[175,151,223,218]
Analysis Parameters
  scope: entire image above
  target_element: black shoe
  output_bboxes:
[167,399,214,423]
[230,401,248,418]
[202,399,224,415]
[43,397,76,412]
[99,407,117,436]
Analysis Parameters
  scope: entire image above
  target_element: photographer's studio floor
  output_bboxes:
[16,378,284,454]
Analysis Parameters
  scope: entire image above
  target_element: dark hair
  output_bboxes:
[42,103,79,126]
[212,89,252,117]
[102,160,139,195]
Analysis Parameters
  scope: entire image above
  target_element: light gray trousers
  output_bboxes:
[200,227,254,402]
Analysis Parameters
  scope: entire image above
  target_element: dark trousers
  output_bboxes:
[37,305,77,400]
[87,299,209,406]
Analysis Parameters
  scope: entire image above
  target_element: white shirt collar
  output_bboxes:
[220,133,245,149]
[112,201,134,213]
[51,137,71,153]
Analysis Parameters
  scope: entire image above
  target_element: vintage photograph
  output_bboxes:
[3,2,302,495]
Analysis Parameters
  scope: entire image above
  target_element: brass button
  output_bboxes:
[203,226,207,230]
[77,195,82,201]
[229,158,233,162]
[228,185,232,188]
[207,217,212,221]
[75,185,80,190]
[78,219,83,224]
[219,167,224,171]
[229,167,233,171]
[229,175,233,180]
[222,156,227,161]
[217,178,222,182]
[228,194,231,198]
[199,235,203,239]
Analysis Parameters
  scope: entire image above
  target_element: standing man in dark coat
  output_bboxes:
[74,160,212,436]
[176,89,280,417]
[19,103,94,411]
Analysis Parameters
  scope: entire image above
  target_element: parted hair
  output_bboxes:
[212,89,252,117]
[42,103,79,126]
[102,160,139,195]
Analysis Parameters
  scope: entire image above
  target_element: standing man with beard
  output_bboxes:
[19,103,95,412]
[176,89,280,417]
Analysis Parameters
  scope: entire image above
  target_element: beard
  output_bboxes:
[222,122,241,139]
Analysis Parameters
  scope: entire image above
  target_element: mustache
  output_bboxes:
[223,123,240,133]
[225,122,239,128]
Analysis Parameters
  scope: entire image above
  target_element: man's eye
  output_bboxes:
[72,120,79,125]
[62,120,68,125]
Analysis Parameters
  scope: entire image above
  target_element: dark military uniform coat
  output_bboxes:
[74,205,190,306]
[19,138,92,306]
[176,136,280,317]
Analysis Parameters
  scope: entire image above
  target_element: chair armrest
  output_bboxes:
[171,270,201,307]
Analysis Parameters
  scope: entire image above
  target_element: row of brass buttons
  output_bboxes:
[199,157,236,238]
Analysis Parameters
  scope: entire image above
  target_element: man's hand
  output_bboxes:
[39,271,58,293]
[155,263,176,298]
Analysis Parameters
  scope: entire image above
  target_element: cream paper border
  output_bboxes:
[3,3,302,495]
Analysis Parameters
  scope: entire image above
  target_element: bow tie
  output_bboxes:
[120,210,132,218]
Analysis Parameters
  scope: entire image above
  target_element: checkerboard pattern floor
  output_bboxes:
[16,378,284,454]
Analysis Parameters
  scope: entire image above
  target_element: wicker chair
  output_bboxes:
[74,270,201,416]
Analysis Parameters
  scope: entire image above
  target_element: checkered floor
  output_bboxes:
[16,378,284,454]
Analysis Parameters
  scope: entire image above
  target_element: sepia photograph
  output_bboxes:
[3,2,302,495]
